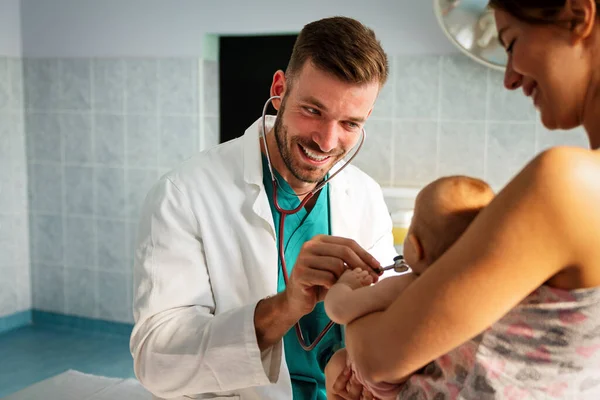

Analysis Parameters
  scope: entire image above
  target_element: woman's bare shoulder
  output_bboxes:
[529,146,600,285]
[530,146,600,196]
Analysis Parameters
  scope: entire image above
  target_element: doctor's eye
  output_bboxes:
[345,121,360,130]
[303,107,320,115]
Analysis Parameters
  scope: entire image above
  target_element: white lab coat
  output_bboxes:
[130,116,397,400]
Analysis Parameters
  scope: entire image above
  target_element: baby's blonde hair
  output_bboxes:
[413,176,495,265]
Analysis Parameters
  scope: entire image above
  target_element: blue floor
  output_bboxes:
[0,324,134,398]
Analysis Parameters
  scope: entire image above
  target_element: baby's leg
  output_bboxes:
[325,348,349,400]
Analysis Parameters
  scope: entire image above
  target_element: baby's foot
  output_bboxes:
[338,268,373,290]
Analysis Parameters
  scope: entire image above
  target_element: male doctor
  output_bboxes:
[131,16,397,400]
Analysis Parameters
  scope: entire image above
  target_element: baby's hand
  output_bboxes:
[338,268,373,290]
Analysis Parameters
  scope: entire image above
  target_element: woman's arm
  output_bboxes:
[325,274,417,324]
[345,147,600,385]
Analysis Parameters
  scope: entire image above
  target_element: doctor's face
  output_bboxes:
[272,62,379,184]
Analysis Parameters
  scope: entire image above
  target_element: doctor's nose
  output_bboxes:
[312,121,339,153]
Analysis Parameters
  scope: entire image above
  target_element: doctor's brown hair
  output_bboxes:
[285,16,389,88]
[489,0,600,24]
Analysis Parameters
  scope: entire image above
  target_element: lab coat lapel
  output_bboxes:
[243,117,276,240]
[242,117,279,294]
[328,163,355,239]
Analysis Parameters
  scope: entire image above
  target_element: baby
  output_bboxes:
[324,175,495,400]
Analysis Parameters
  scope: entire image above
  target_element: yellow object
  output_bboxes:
[392,227,409,245]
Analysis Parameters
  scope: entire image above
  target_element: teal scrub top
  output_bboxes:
[262,156,344,400]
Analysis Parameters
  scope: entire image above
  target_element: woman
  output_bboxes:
[340,0,600,398]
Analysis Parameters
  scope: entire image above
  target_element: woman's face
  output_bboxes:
[495,8,594,130]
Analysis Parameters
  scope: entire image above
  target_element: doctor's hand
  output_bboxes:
[284,235,382,317]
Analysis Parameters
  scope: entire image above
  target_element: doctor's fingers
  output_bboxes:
[310,236,381,272]
[305,241,381,280]
[297,254,350,278]
[294,262,340,288]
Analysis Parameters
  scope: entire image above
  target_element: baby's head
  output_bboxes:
[403,176,494,275]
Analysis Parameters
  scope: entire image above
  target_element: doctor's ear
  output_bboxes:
[269,70,287,110]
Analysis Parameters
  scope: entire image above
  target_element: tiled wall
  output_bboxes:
[25,58,218,323]
[354,54,589,194]
[21,53,589,324]
[0,57,31,318]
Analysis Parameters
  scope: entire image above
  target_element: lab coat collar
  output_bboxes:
[242,116,353,238]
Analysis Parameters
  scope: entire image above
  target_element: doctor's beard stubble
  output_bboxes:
[273,96,346,185]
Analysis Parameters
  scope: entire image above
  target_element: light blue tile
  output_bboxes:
[12,161,28,213]
[125,272,133,324]
[26,113,62,163]
[59,59,91,111]
[488,70,536,122]
[13,214,29,266]
[0,164,14,214]
[94,115,125,165]
[203,116,220,150]
[32,264,65,313]
[126,168,158,220]
[16,264,31,312]
[393,120,438,186]
[10,112,26,163]
[126,115,158,168]
[97,271,131,323]
[369,57,394,119]
[440,55,488,121]
[159,115,198,168]
[31,215,63,265]
[62,113,93,164]
[0,58,9,111]
[126,59,157,114]
[24,59,61,111]
[395,55,440,120]
[127,221,138,266]
[0,112,14,160]
[65,268,97,318]
[93,59,125,113]
[65,166,93,215]
[486,123,536,189]
[0,267,19,316]
[438,122,486,179]
[353,120,393,186]
[65,216,95,268]
[96,220,126,272]
[159,58,198,115]
[95,167,125,218]
[30,163,62,214]
[0,114,15,215]
[0,215,15,267]
[203,60,219,117]
[536,123,590,153]
[9,58,23,110]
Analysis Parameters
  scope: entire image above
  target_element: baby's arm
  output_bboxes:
[325,270,417,325]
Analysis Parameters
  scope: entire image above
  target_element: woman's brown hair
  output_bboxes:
[489,0,599,24]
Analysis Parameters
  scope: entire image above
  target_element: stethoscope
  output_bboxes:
[260,95,411,351]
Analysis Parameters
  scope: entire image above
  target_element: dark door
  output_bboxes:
[219,34,298,144]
